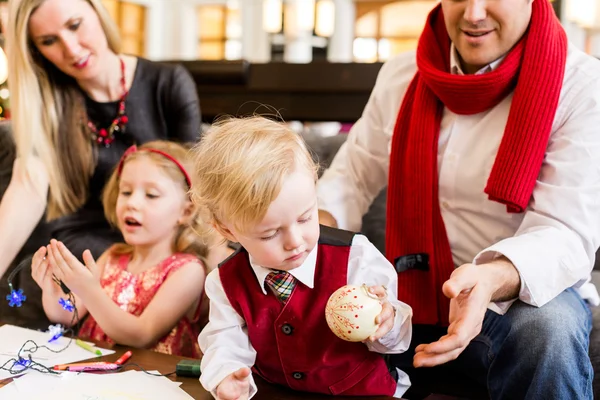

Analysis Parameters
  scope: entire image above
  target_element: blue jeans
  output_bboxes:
[393,288,593,399]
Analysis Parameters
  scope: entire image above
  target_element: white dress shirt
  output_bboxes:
[199,234,413,399]
[317,43,600,314]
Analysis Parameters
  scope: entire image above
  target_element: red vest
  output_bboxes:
[219,225,397,396]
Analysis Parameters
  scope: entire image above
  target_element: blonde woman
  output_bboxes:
[0,0,201,323]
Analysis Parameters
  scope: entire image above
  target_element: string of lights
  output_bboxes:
[2,257,177,378]
[3,257,79,376]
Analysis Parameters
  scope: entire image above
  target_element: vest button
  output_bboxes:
[292,372,304,380]
[281,324,294,335]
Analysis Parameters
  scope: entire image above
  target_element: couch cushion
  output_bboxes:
[0,121,15,196]
[0,122,51,330]
[304,133,387,253]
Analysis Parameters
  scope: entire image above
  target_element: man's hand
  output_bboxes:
[318,209,338,228]
[414,258,519,367]
[215,367,251,400]
[364,285,396,342]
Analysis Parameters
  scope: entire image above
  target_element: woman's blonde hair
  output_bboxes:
[190,116,319,234]
[102,140,212,260]
[7,0,121,220]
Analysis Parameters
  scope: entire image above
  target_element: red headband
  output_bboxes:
[117,145,192,188]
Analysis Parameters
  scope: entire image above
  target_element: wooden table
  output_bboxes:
[0,342,406,399]
[0,339,449,399]
[97,345,405,400]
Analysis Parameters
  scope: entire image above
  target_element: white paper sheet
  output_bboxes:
[0,324,114,380]
[0,381,19,397]
[0,370,194,400]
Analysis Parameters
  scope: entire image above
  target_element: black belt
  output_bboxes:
[383,354,399,382]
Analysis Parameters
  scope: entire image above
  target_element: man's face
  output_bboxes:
[441,0,533,74]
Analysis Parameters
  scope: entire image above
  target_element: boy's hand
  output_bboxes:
[215,367,251,400]
[364,285,396,342]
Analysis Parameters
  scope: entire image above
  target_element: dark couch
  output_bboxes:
[304,133,600,399]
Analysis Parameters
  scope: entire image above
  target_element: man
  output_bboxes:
[317,0,600,398]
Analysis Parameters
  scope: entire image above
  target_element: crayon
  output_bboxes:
[114,350,132,365]
[67,363,119,372]
[53,362,109,371]
[75,339,102,356]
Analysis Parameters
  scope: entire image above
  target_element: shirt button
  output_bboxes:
[292,372,304,380]
[441,201,450,209]
[281,324,294,335]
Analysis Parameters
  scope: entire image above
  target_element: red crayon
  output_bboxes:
[115,350,132,365]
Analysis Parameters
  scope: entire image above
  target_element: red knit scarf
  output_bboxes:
[386,0,567,326]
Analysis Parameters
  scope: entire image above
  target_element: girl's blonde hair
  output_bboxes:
[190,116,319,234]
[7,0,121,220]
[102,140,212,260]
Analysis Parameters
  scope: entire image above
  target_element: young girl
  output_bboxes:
[31,141,224,357]
[191,117,412,399]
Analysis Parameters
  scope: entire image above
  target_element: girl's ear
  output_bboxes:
[178,200,195,225]
[212,220,238,243]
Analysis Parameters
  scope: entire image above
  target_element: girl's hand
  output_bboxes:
[31,246,57,292]
[364,285,396,342]
[215,367,251,400]
[47,239,100,295]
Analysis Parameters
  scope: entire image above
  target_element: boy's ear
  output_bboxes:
[213,220,238,243]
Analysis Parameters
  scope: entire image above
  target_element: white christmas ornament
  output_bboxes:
[325,284,382,342]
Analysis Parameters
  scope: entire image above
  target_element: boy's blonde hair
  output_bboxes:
[7,0,121,220]
[190,116,319,233]
[103,140,212,260]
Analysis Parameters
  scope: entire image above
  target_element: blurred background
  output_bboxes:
[0,0,596,127]
[0,0,592,64]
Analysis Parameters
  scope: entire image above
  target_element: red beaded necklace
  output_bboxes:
[88,57,129,147]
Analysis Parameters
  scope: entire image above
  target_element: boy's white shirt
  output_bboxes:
[198,234,413,399]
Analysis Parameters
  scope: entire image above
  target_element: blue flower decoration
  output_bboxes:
[6,289,26,307]
[14,357,31,370]
[59,298,74,312]
[47,324,64,343]
[47,324,63,338]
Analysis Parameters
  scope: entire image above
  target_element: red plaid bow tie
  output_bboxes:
[265,270,296,303]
